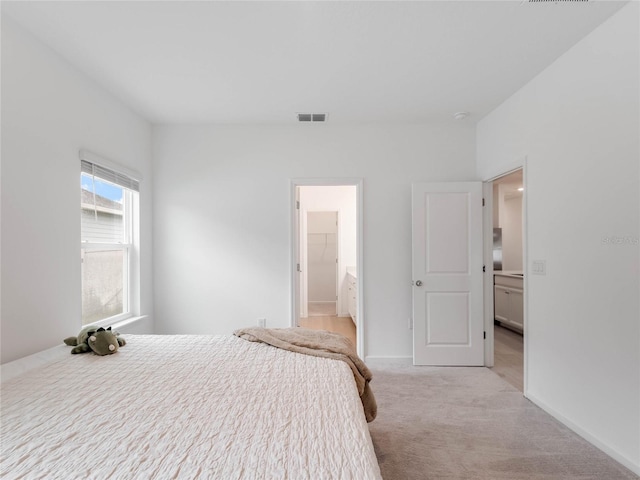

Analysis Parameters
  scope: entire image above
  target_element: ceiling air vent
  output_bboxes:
[527,0,589,2]
[297,113,327,123]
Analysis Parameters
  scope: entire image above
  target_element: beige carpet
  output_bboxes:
[367,361,638,480]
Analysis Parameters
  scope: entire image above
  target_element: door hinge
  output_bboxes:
[482,198,485,207]
[484,331,486,339]
[483,265,486,272]
[296,201,300,210]
[296,263,301,272]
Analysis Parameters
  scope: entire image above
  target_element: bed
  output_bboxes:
[1,334,381,479]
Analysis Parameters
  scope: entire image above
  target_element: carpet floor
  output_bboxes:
[367,362,638,480]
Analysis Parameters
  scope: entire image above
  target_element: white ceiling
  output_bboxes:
[1,1,626,125]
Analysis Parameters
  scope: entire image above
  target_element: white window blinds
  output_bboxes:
[81,159,140,192]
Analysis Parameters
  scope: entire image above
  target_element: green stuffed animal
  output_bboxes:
[63,326,126,355]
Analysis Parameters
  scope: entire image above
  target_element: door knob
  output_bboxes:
[415,280,423,287]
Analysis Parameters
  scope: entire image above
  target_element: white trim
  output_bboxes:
[111,314,148,330]
[521,159,529,396]
[80,242,132,250]
[355,181,364,358]
[483,162,525,185]
[484,166,523,184]
[90,312,132,329]
[79,149,143,182]
[290,178,364,358]
[365,356,413,360]
[526,393,640,476]
[90,314,149,332]
[482,181,495,367]
[365,356,413,365]
[130,189,141,317]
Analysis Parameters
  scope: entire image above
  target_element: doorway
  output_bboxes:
[485,168,525,392]
[290,180,363,356]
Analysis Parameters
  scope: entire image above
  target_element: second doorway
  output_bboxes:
[295,184,359,351]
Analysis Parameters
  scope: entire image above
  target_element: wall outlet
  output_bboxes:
[257,318,266,328]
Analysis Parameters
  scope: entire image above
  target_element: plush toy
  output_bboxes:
[63,326,126,355]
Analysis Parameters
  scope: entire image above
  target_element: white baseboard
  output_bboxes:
[526,392,640,476]
[365,356,413,365]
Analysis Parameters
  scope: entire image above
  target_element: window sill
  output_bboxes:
[90,313,147,330]
[111,315,148,330]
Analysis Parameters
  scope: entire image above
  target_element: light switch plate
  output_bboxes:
[532,260,546,275]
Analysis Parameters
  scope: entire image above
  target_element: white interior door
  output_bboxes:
[412,182,484,366]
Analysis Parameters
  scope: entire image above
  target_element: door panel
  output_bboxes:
[412,182,484,366]
[426,292,470,344]
[425,193,469,274]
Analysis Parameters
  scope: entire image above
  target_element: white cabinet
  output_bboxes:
[347,273,357,324]
[494,274,523,332]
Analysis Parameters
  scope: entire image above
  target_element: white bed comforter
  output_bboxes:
[1,335,381,480]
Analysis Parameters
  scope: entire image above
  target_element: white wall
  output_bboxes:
[502,193,523,271]
[152,123,476,358]
[477,3,639,474]
[1,17,154,364]
[300,186,356,316]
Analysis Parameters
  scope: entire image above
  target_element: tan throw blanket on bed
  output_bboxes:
[234,327,377,422]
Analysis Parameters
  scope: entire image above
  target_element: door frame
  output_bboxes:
[482,159,528,396]
[290,178,364,358]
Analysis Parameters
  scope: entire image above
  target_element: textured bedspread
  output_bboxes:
[234,327,377,422]
[1,335,381,479]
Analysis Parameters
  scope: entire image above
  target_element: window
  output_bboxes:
[80,157,140,326]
